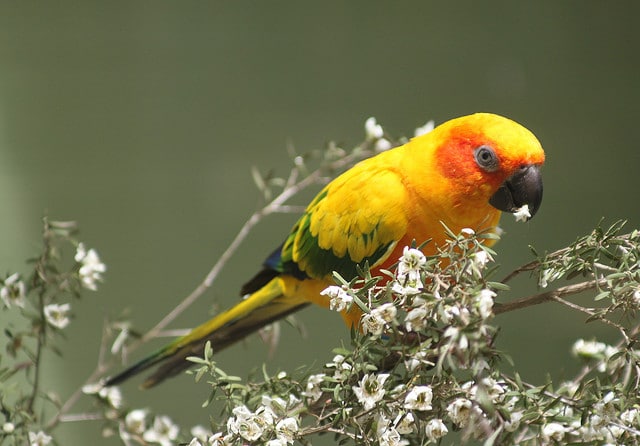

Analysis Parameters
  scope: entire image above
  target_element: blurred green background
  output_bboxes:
[1,1,639,444]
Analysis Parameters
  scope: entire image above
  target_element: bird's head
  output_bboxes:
[417,112,545,222]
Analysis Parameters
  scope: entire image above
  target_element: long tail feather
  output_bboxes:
[104,277,308,388]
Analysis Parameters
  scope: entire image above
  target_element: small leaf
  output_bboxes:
[251,166,265,190]
[594,291,610,301]
[487,281,510,292]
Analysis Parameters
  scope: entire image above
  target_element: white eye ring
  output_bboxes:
[474,145,499,172]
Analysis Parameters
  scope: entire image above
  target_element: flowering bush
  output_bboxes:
[1,120,639,445]
[170,221,640,446]
[0,219,106,445]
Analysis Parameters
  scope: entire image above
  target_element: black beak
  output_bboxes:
[489,165,543,220]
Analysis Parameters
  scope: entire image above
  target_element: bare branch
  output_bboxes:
[494,279,606,315]
[500,260,539,284]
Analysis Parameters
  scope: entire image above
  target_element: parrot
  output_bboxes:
[105,112,545,389]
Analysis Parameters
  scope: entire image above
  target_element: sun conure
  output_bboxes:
[105,112,545,388]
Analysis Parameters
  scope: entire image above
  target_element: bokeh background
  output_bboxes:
[1,1,639,444]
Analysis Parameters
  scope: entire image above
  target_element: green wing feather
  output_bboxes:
[280,164,409,280]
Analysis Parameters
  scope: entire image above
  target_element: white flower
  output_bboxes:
[188,439,203,446]
[601,345,623,373]
[353,373,390,410]
[228,414,262,442]
[404,344,433,372]
[261,394,287,415]
[373,302,397,324]
[461,227,475,236]
[446,398,473,427]
[504,410,524,432]
[326,354,352,380]
[513,204,531,222]
[414,120,435,137]
[302,374,325,402]
[378,426,408,446]
[576,423,600,442]
[365,117,384,140]
[44,303,71,329]
[321,286,353,312]
[1,273,26,308]
[394,412,415,435]
[398,247,426,276]
[392,273,423,295]
[392,278,423,296]
[572,339,607,359]
[475,289,496,319]
[361,303,397,336]
[404,385,433,411]
[443,325,470,352]
[190,425,211,443]
[440,305,456,324]
[633,288,640,307]
[404,306,428,332]
[143,415,179,446]
[28,431,52,446]
[424,418,448,442]
[265,440,287,446]
[361,311,386,337]
[75,243,106,291]
[608,424,625,439]
[375,138,393,152]
[376,416,409,446]
[392,247,426,295]
[125,409,147,435]
[602,391,616,405]
[621,408,639,425]
[541,422,567,441]
[255,405,276,427]
[208,432,232,446]
[2,422,14,433]
[226,404,250,425]
[471,250,493,270]
[275,417,298,444]
[539,267,562,288]
[477,377,507,403]
[99,385,123,409]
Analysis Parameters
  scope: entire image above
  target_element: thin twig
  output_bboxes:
[27,298,45,413]
[550,295,628,340]
[494,279,606,315]
[500,231,635,285]
[571,323,640,386]
[138,210,264,345]
[299,424,358,440]
[500,260,539,284]
[46,318,114,429]
[58,412,105,423]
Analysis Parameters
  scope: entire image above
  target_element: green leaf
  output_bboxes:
[487,281,510,292]
[594,291,610,301]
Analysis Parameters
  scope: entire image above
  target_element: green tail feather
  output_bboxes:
[104,278,309,389]
[103,344,178,387]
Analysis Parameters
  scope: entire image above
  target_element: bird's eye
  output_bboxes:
[474,145,499,172]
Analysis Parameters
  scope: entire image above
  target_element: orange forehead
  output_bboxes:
[433,114,545,183]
